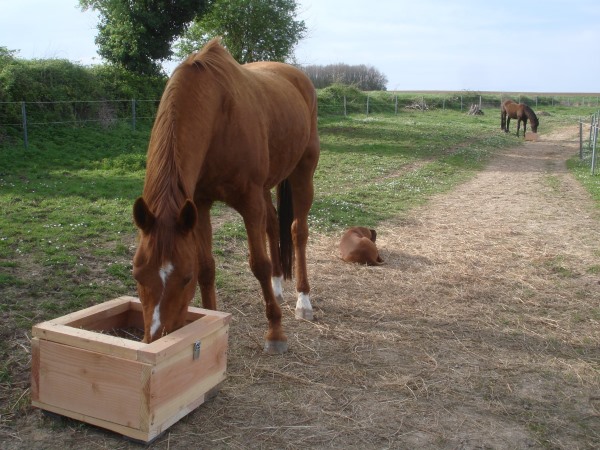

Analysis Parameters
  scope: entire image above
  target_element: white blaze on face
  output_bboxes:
[150,301,162,337]
[159,262,174,287]
[151,261,174,338]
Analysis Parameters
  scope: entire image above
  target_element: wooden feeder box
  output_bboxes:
[31,296,231,443]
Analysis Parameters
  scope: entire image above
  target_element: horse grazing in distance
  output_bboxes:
[500,100,539,137]
[132,38,320,354]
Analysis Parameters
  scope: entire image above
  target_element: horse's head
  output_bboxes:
[132,197,198,343]
[530,121,539,133]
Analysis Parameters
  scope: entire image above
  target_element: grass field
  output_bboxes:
[0,103,598,436]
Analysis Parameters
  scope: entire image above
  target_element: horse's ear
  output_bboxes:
[133,197,155,233]
[177,199,197,234]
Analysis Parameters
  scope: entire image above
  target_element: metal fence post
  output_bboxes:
[343,96,347,117]
[579,119,583,159]
[131,99,136,130]
[592,124,598,175]
[366,94,370,116]
[21,101,28,149]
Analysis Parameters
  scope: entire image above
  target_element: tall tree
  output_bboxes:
[175,0,306,64]
[79,0,210,75]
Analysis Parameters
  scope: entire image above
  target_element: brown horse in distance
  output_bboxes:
[132,39,320,354]
[500,99,539,137]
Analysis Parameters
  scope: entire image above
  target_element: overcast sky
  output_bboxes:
[1,0,598,93]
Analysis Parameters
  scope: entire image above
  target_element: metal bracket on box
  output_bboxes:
[193,341,201,360]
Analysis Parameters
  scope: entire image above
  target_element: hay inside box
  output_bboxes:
[31,296,231,443]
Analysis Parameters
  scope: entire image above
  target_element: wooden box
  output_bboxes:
[31,296,231,443]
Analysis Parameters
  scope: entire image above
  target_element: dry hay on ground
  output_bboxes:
[6,127,600,449]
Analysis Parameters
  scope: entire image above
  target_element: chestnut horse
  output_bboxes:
[132,39,320,354]
[500,99,539,137]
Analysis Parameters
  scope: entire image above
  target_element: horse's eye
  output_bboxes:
[182,275,193,286]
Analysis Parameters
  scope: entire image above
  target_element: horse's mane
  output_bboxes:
[187,38,244,97]
[141,39,244,260]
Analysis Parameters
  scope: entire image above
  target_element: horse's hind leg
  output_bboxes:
[238,190,288,354]
[264,190,284,304]
[288,145,318,321]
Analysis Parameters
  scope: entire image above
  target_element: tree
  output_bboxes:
[302,63,388,91]
[79,0,210,75]
[175,0,306,64]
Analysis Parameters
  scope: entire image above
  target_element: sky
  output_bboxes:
[1,0,599,93]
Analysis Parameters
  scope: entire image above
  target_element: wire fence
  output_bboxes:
[2,94,599,148]
[0,99,160,148]
[580,112,600,174]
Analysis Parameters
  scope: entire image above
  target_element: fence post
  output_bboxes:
[579,119,583,159]
[394,95,398,115]
[343,96,347,117]
[131,99,136,130]
[21,101,28,149]
[366,94,370,116]
[591,124,598,175]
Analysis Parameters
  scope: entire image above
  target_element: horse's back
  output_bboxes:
[241,62,320,184]
[244,61,317,119]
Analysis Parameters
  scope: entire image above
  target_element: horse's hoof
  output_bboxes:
[295,307,313,321]
[263,340,288,354]
[275,293,284,305]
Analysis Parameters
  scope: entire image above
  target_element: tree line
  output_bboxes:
[301,63,388,91]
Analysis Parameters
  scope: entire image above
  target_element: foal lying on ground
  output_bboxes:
[339,227,384,266]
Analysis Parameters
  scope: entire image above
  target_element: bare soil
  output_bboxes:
[3,128,600,449]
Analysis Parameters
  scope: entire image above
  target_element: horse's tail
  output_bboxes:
[277,179,294,280]
[500,103,506,130]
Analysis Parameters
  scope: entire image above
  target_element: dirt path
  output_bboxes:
[7,129,600,449]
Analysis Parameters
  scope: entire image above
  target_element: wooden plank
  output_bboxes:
[30,401,153,442]
[47,296,133,327]
[138,315,227,363]
[30,338,40,402]
[35,340,149,429]
[149,325,229,429]
[33,322,144,360]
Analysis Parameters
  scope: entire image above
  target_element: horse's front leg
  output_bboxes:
[239,191,287,354]
[195,201,217,310]
[522,119,527,138]
[516,118,522,137]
